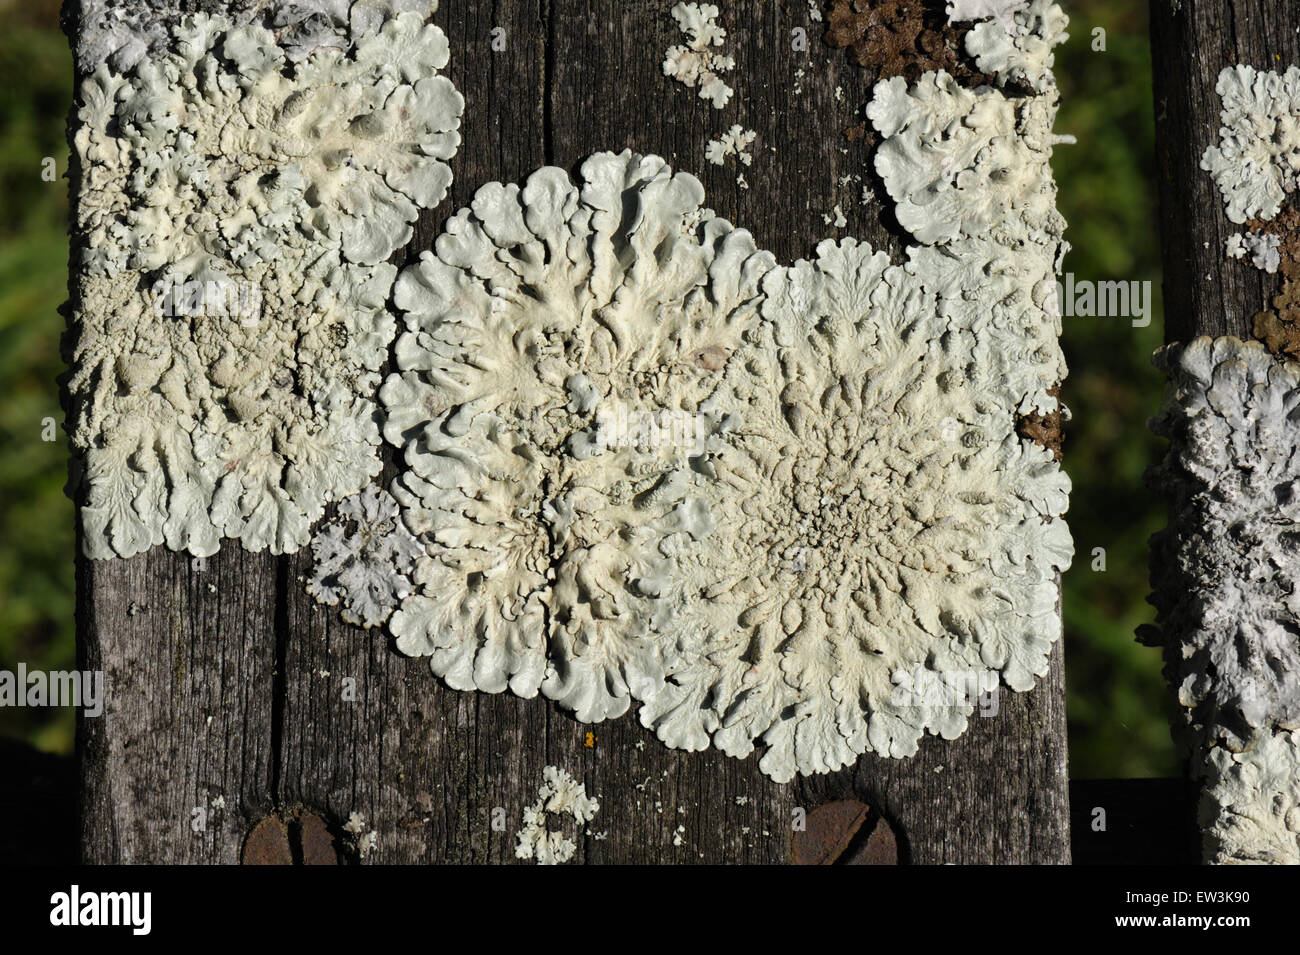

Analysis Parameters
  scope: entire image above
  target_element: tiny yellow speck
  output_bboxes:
[584,732,596,748]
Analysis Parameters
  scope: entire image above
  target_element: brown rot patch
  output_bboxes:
[1016,384,1064,461]
[823,0,990,86]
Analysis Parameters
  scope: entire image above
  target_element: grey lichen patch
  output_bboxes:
[1149,338,1300,861]
[1201,65,1300,226]
[515,766,600,865]
[307,484,424,628]
[382,148,1072,781]
[1147,337,1300,751]
[1198,728,1300,865]
[68,8,463,557]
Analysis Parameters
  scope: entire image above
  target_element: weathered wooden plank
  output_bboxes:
[77,543,278,863]
[1151,0,1300,343]
[76,0,1070,864]
[276,0,558,866]
[1148,0,1300,866]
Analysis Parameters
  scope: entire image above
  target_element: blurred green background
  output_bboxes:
[1054,1,1177,777]
[0,0,1176,776]
[0,0,76,755]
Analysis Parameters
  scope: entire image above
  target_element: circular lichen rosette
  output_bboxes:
[637,239,1074,782]
[69,9,464,557]
[380,150,777,722]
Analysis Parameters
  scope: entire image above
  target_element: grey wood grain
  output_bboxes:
[76,0,1070,864]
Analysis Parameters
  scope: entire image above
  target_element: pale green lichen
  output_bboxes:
[381,151,773,719]
[868,64,1069,416]
[639,238,1071,781]
[69,8,462,558]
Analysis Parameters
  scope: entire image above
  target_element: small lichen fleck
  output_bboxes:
[515,766,600,865]
[662,2,735,109]
[822,202,848,227]
[343,810,378,856]
[705,125,757,167]
[307,484,424,628]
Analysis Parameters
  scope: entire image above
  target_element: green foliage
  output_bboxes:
[1054,0,1178,777]
[0,14,74,753]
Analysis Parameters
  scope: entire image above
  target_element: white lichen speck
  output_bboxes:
[663,3,735,109]
[344,810,379,856]
[705,125,757,167]
[515,766,600,865]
